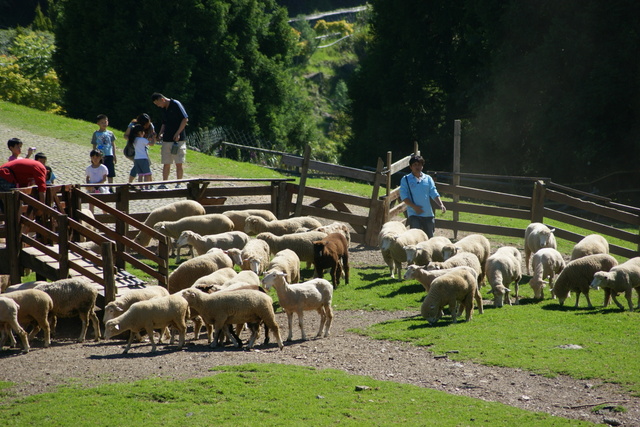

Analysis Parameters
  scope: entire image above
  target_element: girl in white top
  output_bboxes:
[85,149,109,213]
[127,124,154,189]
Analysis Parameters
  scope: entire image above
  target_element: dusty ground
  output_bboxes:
[1,247,639,426]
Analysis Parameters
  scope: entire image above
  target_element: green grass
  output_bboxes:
[0,364,592,426]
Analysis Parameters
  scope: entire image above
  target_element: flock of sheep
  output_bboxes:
[1,199,638,355]
[387,220,640,325]
[0,200,349,354]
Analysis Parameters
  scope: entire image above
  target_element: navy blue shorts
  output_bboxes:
[130,158,152,177]
[408,215,435,238]
[103,156,116,178]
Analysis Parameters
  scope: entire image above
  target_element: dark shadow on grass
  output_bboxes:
[382,283,425,298]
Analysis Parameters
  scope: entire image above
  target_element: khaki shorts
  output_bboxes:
[160,141,186,164]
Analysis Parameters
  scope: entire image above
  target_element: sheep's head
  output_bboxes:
[528,278,547,299]
[422,303,441,325]
[403,264,425,281]
[244,216,261,235]
[590,271,611,290]
[487,285,511,308]
[441,244,457,260]
[404,245,418,263]
[104,319,121,340]
[262,270,287,290]
[176,230,196,248]
[426,262,442,271]
[102,303,125,324]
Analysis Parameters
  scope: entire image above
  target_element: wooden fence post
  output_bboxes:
[365,157,386,246]
[531,180,546,223]
[453,120,461,240]
[6,192,21,284]
[276,181,289,219]
[57,215,69,279]
[102,241,116,304]
[294,144,311,217]
[114,186,130,269]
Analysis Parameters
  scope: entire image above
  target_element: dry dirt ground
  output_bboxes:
[1,247,639,426]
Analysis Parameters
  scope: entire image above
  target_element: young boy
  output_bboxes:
[91,115,117,188]
[7,137,35,161]
[34,152,56,185]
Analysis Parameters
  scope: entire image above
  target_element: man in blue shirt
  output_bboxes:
[399,155,446,238]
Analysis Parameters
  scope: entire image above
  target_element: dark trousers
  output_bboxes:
[408,215,435,238]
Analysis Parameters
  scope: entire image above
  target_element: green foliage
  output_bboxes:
[0,364,590,425]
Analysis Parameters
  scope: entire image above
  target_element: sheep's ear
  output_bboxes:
[115,306,124,313]
[504,287,511,294]
[549,228,556,233]
[114,324,120,331]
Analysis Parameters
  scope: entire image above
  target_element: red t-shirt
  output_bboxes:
[0,158,47,193]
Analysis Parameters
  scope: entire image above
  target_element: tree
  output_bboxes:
[53,0,316,152]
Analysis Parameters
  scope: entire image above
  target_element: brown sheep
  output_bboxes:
[313,233,349,288]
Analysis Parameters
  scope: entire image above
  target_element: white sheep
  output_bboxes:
[554,254,618,308]
[180,288,283,350]
[529,248,566,299]
[570,234,609,261]
[380,228,428,279]
[167,248,234,293]
[314,222,351,245]
[590,257,640,311]
[134,200,206,247]
[442,234,491,282]
[378,221,408,277]
[226,238,271,275]
[404,264,479,295]
[104,294,189,353]
[34,278,101,342]
[217,270,262,290]
[524,223,557,274]
[484,246,523,307]
[244,215,322,236]
[154,213,235,258]
[256,230,327,269]
[222,209,277,232]
[0,296,29,353]
[264,249,301,284]
[427,252,483,285]
[421,268,481,325]
[405,236,451,265]
[175,230,250,262]
[191,267,238,292]
[2,289,53,348]
[262,271,333,341]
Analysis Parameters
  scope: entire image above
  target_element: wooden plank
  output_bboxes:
[282,154,376,182]
[298,186,373,208]
[447,202,531,220]
[544,208,640,243]
[545,189,640,225]
[297,205,368,226]
[437,182,532,207]
[435,219,524,238]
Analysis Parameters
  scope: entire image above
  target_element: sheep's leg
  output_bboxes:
[12,322,29,353]
[474,289,484,314]
[262,323,270,346]
[192,316,203,341]
[383,251,394,278]
[174,319,186,350]
[574,292,581,308]
[49,314,57,338]
[524,249,531,275]
[394,260,402,280]
[342,254,349,285]
[90,311,101,341]
[227,324,242,347]
[464,295,474,322]
[147,327,157,352]
[323,304,333,337]
[261,316,283,350]
[584,292,594,309]
[449,297,458,323]
[78,312,89,343]
[285,311,294,341]
[246,323,260,349]
[635,286,640,310]
[315,307,326,338]
[123,330,136,354]
[210,326,222,348]
[603,289,612,307]
[624,289,634,312]
[610,292,625,310]
[297,310,307,341]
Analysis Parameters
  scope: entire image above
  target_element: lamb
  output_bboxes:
[529,248,566,299]
[484,246,523,307]
[175,230,250,262]
[262,271,333,341]
[313,233,349,288]
[244,215,322,236]
[222,209,277,232]
[404,265,479,297]
[0,296,29,353]
[524,222,557,274]
[553,254,618,308]
[378,221,407,277]
[180,288,283,350]
[2,289,53,348]
[34,278,101,342]
[264,249,301,284]
[314,222,351,245]
[405,236,451,265]
[103,286,170,325]
[380,228,428,279]
[225,238,271,275]
[427,252,483,285]
[442,234,491,281]
[191,267,238,292]
[104,294,189,353]
[134,200,206,247]
[570,234,609,261]
[217,270,262,290]
[154,213,235,241]
[256,231,328,269]
[590,257,640,311]
[421,268,481,325]
[167,248,234,293]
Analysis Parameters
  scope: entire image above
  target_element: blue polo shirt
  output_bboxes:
[399,172,440,217]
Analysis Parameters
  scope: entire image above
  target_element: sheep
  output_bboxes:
[378,221,407,276]
[442,234,491,282]
[0,296,29,353]
[191,267,238,292]
[590,257,640,311]
[421,268,481,325]
[262,271,333,341]
[180,288,283,350]
[313,233,349,288]
[175,230,250,262]
[154,213,235,258]
[570,234,609,261]
[167,248,234,293]
[405,236,451,265]
[427,252,483,286]
[226,238,271,275]
[404,265,480,297]
[2,289,53,348]
[529,248,566,299]
[484,246,523,307]
[134,200,206,247]
[222,209,277,232]
[244,215,322,236]
[104,294,189,353]
[524,223,557,274]
[314,222,351,245]
[34,278,101,343]
[553,254,618,308]
[217,270,262,290]
[380,228,428,279]
[264,249,301,284]
[256,231,328,269]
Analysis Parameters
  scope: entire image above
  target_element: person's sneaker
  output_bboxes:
[175,183,182,188]
[157,184,168,189]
